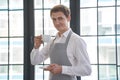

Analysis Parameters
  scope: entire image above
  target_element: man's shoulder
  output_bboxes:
[71,32,81,39]
[71,32,86,43]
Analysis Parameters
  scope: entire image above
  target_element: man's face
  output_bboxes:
[51,11,71,33]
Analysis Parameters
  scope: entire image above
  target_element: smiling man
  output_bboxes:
[30,4,92,80]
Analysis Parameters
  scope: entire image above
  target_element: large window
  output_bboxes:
[0,0,24,80]
[0,0,120,80]
[80,0,120,80]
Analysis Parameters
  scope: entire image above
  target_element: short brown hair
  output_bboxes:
[50,5,71,17]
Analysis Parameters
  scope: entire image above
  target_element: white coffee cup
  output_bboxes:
[42,35,51,43]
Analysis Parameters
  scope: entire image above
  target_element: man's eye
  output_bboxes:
[58,17,63,20]
[52,19,56,21]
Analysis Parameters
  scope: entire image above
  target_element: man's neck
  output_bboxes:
[58,28,69,37]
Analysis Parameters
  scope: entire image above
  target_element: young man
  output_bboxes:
[30,5,91,80]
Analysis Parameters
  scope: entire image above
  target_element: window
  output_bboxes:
[0,0,120,80]
[0,0,24,80]
[80,0,119,80]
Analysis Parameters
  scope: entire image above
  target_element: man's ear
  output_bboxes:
[67,15,71,21]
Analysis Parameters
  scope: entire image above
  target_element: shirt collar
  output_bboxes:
[56,28,71,38]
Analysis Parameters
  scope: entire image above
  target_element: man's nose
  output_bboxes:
[55,19,60,24]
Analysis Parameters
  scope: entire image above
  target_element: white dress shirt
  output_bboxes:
[30,28,92,76]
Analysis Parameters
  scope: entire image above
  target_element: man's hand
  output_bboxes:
[44,64,62,74]
[34,35,43,49]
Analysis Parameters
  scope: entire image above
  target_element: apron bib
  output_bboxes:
[49,31,76,80]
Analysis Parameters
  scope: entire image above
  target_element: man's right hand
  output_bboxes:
[34,35,43,49]
[44,64,62,75]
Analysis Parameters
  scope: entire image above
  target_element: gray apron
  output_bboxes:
[49,31,76,80]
